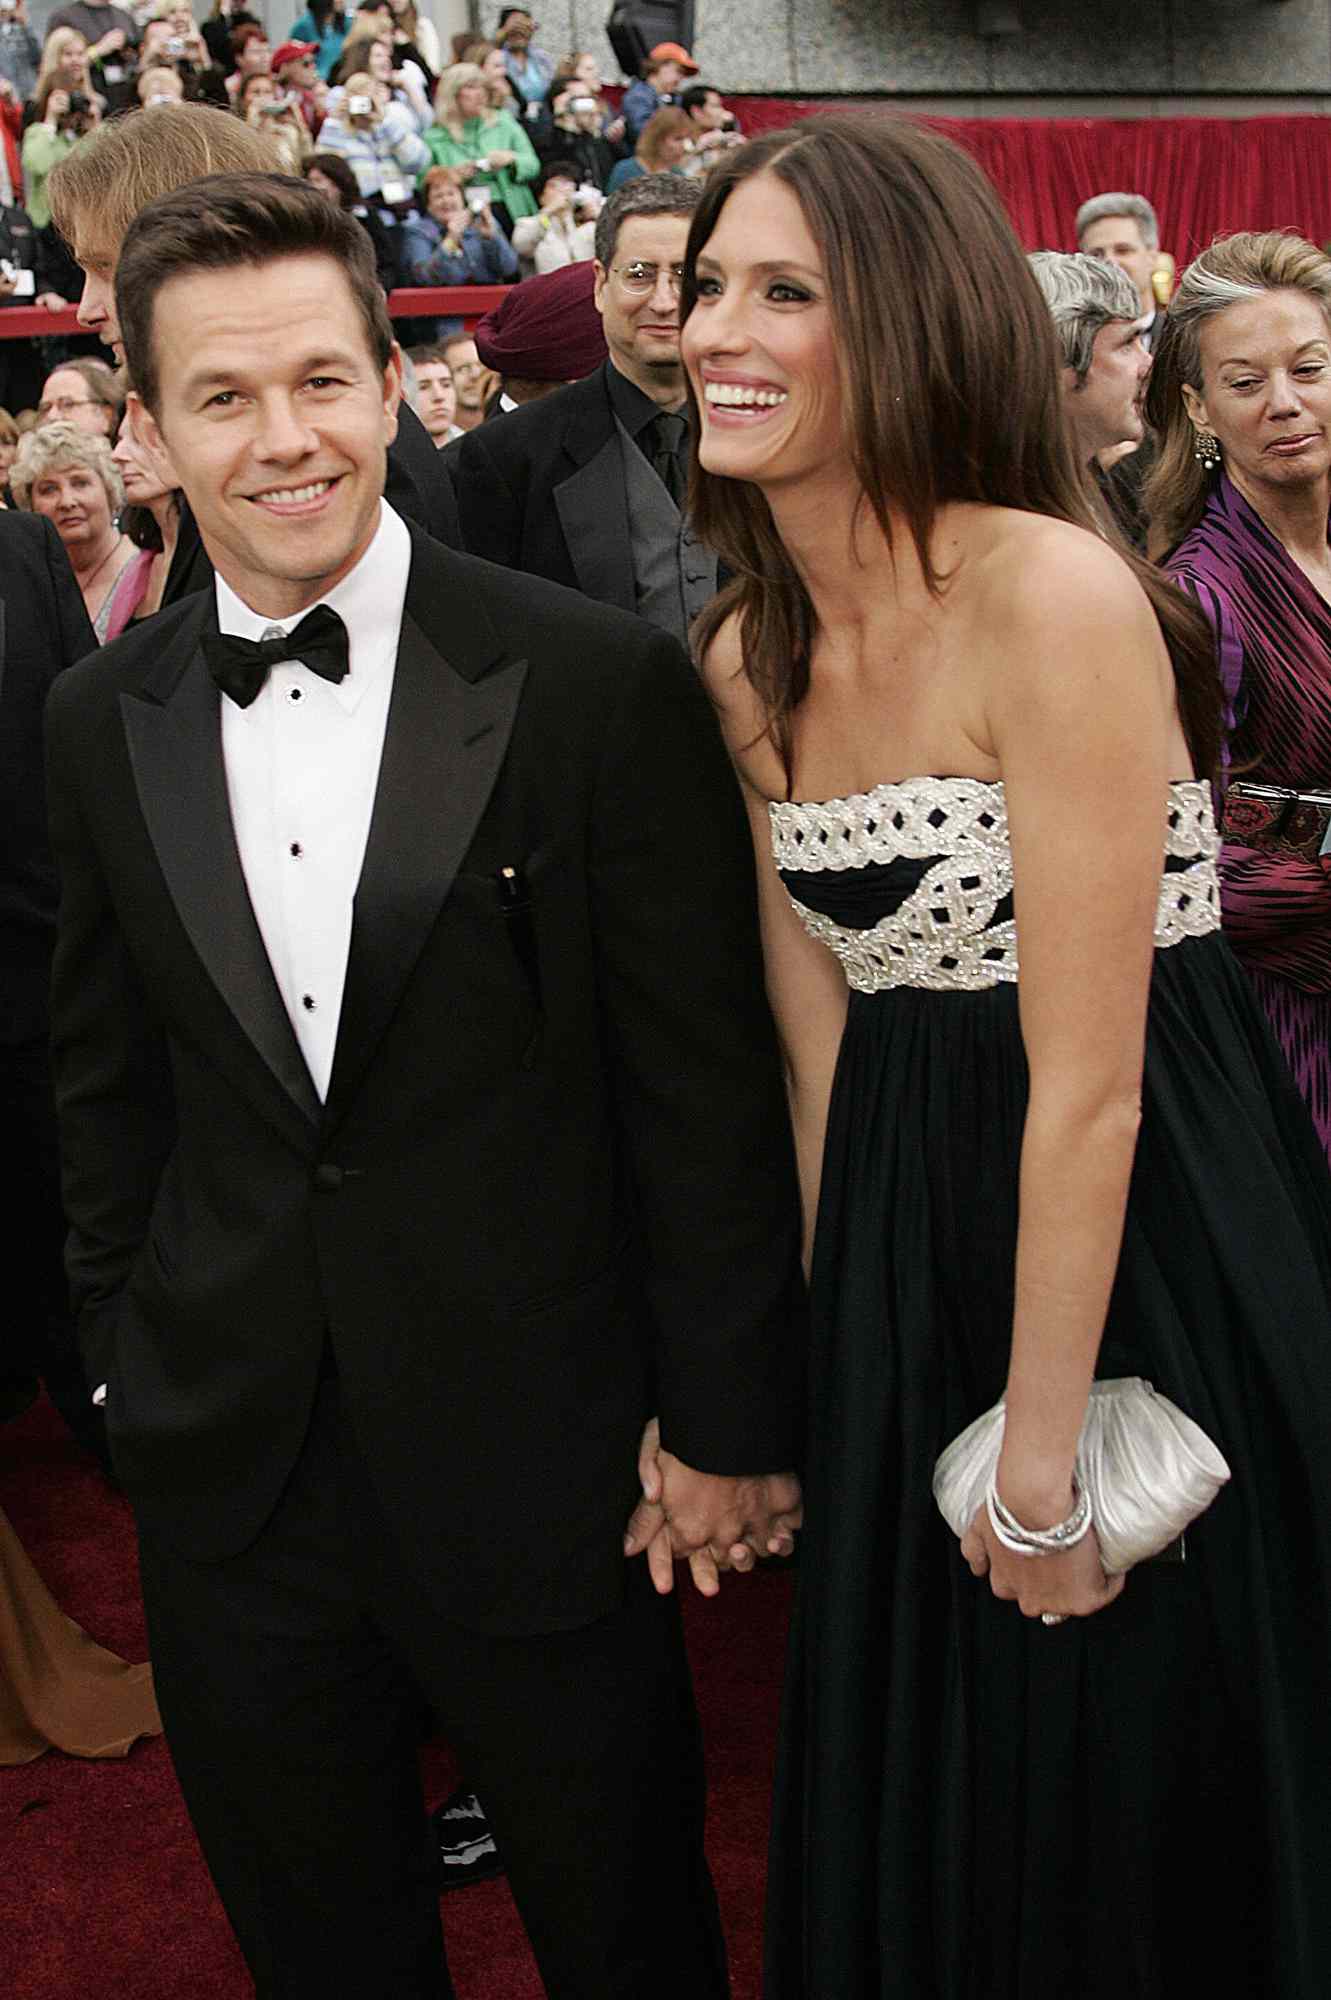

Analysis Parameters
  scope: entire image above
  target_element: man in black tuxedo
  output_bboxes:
[0,513,104,1452]
[452,175,718,647]
[46,174,804,1997]
[46,101,464,608]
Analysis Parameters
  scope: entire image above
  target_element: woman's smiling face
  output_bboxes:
[683,171,843,495]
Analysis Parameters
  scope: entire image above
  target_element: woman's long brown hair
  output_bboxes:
[683,115,1221,784]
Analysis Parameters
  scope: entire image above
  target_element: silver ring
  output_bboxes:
[1041,1612,1068,1626]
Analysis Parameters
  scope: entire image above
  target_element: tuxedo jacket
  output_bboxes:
[452,362,700,613]
[0,512,95,1045]
[162,403,463,606]
[46,527,804,1635]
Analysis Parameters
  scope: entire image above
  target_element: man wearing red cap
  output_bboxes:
[270,38,324,138]
[621,41,696,147]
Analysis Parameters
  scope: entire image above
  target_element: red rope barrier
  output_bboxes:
[0,284,513,341]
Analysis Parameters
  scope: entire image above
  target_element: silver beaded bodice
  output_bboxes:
[769,777,1221,995]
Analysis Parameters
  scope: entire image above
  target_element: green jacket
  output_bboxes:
[422,109,540,220]
[21,123,77,231]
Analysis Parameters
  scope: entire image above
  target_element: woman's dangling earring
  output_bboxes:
[1192,428,1222,472]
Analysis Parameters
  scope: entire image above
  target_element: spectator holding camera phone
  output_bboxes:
[425,60,539,224]
[400,163,518,308]
[0,0,38,105]
[511,159,599,273]
[270,39,325,138]
[238,69,311,172]
[317,66,427,201]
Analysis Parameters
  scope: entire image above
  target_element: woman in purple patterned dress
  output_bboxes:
[1146,231,1331,1154]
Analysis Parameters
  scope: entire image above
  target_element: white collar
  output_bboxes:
[213,501,411,714]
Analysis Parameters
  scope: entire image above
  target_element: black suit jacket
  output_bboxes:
[0,513,96,1045]
[161,402,464,605]
[46,527,804,1635]
[452,362,656,613]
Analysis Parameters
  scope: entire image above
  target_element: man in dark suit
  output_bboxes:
[46,174,804,1997]
[0,513,105,1454]
[452,175,718,648]
[46,100,464,608]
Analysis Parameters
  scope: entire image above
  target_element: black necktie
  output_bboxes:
[201,604,351,710]
[647,410,689,510]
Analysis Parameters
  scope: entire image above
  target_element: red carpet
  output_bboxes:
[0,1399,791,1999]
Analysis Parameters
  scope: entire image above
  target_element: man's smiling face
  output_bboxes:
[134,252,401,620]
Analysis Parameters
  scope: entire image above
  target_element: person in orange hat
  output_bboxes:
[621,39,696,147]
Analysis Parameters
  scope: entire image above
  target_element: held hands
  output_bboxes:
[623,1417,803,1598]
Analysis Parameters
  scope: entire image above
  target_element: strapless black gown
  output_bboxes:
[763,777,1331,2000]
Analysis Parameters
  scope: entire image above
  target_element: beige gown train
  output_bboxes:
[0,1503,161,1765]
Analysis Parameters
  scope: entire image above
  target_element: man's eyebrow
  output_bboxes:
[179,350,363,393]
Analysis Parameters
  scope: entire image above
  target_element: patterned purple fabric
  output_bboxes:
[1167,472,1331,1155]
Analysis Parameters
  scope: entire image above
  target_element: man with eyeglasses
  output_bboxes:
[36,357,120,437]
[452,175,719,648]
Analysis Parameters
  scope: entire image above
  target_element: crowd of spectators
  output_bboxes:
[0,6,748,425]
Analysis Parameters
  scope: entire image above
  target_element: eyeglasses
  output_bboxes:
[612,261,685,295]
[37,395,97,420]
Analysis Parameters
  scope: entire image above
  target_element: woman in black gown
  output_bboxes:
[678,116,1331,1997]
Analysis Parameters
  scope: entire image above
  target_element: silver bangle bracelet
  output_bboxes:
[985,1476,1093,1558]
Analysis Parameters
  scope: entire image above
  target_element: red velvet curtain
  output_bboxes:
[730,102,1331,260]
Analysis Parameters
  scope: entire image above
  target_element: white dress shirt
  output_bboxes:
[217,501,412,1102]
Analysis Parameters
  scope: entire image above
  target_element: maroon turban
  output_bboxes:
[474,261,608,383]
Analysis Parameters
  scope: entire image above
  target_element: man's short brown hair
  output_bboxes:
[117,172,394,412]
[48,104,282,262]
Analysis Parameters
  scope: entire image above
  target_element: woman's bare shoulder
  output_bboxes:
[696,608,786,799]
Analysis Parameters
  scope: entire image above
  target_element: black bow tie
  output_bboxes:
[201,604,351,709]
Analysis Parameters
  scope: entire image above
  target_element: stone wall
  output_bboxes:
[525,0,1331,99]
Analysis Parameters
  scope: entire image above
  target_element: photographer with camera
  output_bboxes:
[536,70,618,190]
[0,0,37,105]
[22,77,98,230]
[317,65,427,200]
[45,0,138,111]
[678,83,742,171]
[511,159,599,274]
[400,163,518,306]
[238,69,312,174]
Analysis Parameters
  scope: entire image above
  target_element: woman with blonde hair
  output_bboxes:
[677,114,1331,1996]
[1145,231,1331,1157]
[424,60,538,221]
[460,40,516,111]
[11,422,133,639]
[30,25,98,112]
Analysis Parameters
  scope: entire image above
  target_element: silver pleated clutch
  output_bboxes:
[932,1378,1232,1575]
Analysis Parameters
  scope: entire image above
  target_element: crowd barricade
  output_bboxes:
[0,286,513,341]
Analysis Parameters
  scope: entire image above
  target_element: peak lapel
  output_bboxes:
[322,605,527,1127]
[555,370,635,613]
[120,640,321,1134]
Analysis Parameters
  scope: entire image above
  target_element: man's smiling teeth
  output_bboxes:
[704,384,787,408]
[253,479,332,505]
